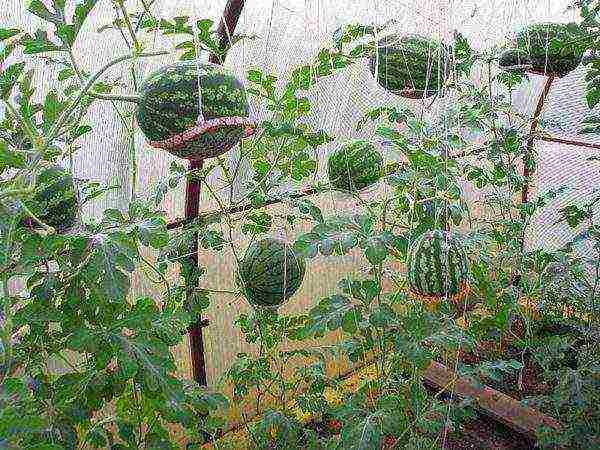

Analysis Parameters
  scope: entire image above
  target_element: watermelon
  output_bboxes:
[136,61,252,160]
[237,238,306,308]
[22,165,78,232]
[327,140,383,192]
[407,230,469,301]
[501,23,583,77]
[369,34,450,98]
[498,48,530,72]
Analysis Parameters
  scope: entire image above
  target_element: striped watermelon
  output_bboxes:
[327,140,383,192]
[502,23,583,77]
[237,238,306,308]
[136,62,251,160]
[23,165,78,232]
[498,49,530,72]
[407,230,469,302]
[369,34,450,98]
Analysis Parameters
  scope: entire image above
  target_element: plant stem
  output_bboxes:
[45,50,168,148]
[116,0,142,51]
[0,274,13,381]
[19,202,55,234]
[86,92,142,103]
[2,100,39,146]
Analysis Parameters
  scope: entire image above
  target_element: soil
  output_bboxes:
[303,327,572,449]
[305,407,534,449]
[455,343,550,400]
[444,414,533,450]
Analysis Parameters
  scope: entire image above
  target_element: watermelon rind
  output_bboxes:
[503,23,583,77]
[327,140,384,192]
[23,165,79,233]
[407,230,469,301]
[237,238,306,308]
[136,61,250,160]
[369,34,450,98]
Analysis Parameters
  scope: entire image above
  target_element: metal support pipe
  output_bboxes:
[537,135,600,151]
[185,159,207,386]
[184,0,247,386]
[521,76,555,205]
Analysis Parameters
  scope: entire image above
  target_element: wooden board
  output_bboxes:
[423,361,562,441]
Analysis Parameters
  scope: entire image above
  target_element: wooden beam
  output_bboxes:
[422,361,562,441]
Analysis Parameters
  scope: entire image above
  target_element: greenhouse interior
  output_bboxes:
[1,0,600,449]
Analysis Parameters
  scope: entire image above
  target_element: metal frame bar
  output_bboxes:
[185,0,247,386]
[538,135,600,151]
[522,76,555,205]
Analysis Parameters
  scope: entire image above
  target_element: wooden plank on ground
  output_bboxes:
[423,361,562,441]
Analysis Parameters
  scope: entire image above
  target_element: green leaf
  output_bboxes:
[247,69,263,83]
[304,295,356,337]
[87,428,108,448]
[368,304,396,328]
[70,124,93,141]
[364,239,387,265]
[72,1,99,41]
[66,328,98,353]
[0,62,25,98]
[157,17,193,36]
[0,141,27,169]
[27,0,59,23]
[196,19,214,33]
[82,232,137,301]
[293,198,323,222]
[0,28,21,41]
[117,352,139,379]
[42,90,67,131]
[137,217,169,249]
[241,211,272,235]
[339,415,382,450]
[55,23,76,47]
[339,278,380,305]
[22,30,63,54]
[58,67,76,81]
[117,421,137,446]
[198,229,226,250]
[290,152,317,180]
[341,308,360,333]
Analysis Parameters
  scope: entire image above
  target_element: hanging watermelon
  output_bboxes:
[22,165,79,233]
[136,61,255,160]
[327,140,383,192]
[500,23,583,77]
[498,48,530,72]
[369,34,450,98]
[407,230,469,303]
[237,238,306,308]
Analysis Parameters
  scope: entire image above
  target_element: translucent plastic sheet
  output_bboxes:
[3,0,598,388]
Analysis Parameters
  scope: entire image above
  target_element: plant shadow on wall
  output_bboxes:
[0,2,599,450]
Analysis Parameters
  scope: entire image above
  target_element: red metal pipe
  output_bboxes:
[185,0,247,386]
[185,159,207,386]
[537,135,600,151]
[209,0,246,65]
[521,76,555,205]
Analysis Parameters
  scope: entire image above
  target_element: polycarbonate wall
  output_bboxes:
[3,0,599,407]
